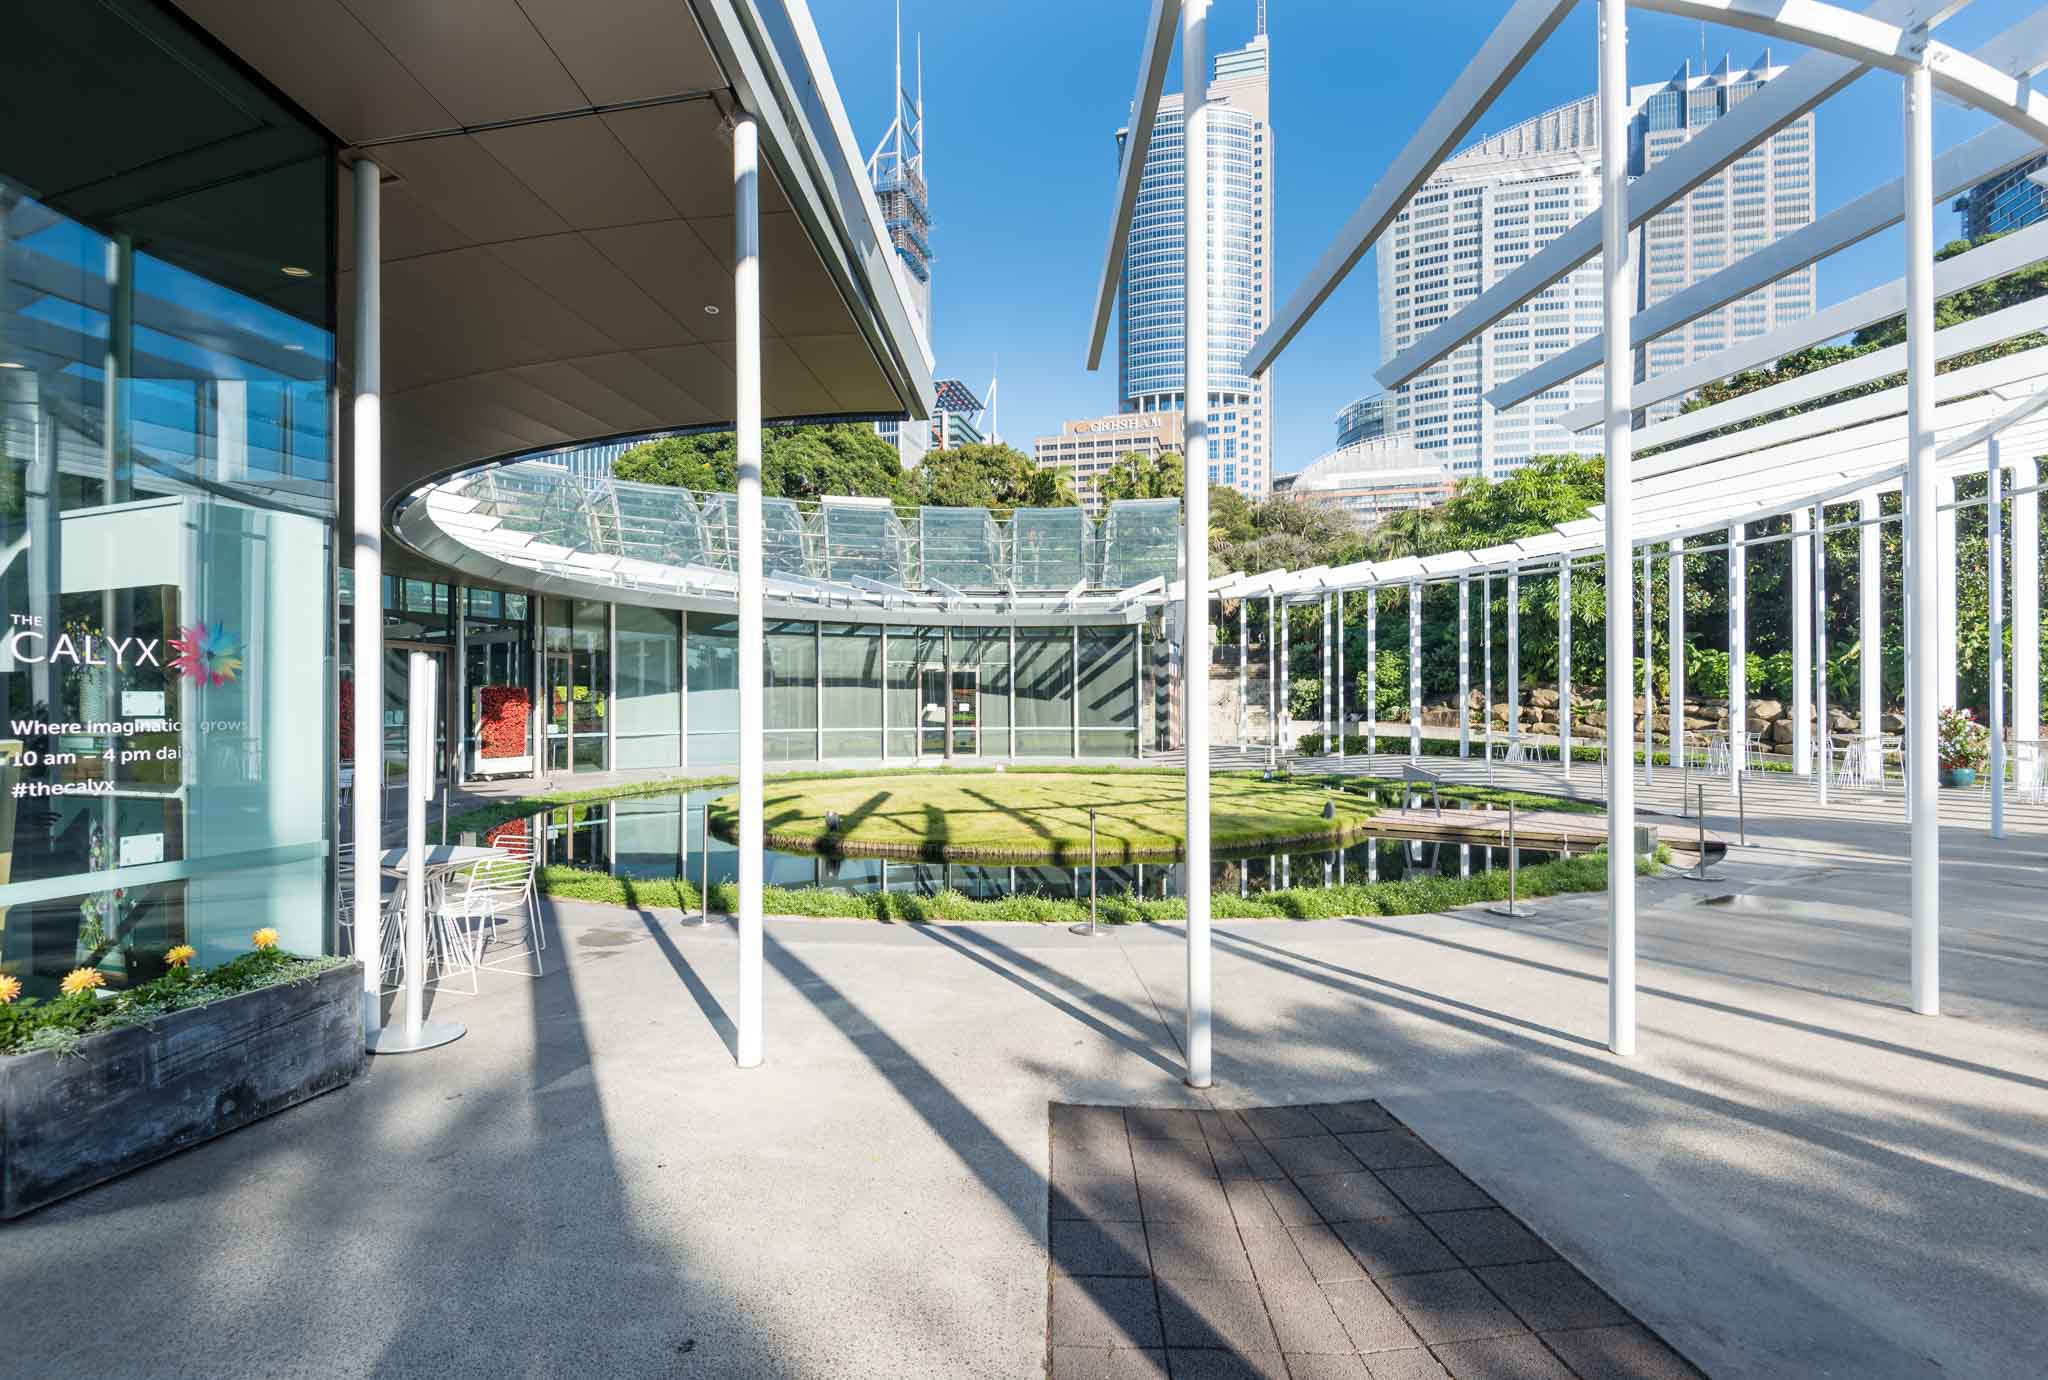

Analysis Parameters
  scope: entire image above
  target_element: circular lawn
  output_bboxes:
[707,768,1375,862]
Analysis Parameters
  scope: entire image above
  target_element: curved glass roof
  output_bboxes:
[410,459,1187,608]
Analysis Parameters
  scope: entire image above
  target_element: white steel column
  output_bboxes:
[1458,577,1471,759]
[1268,595,1278,758]
[1904,60,1940,1016]
[350,157,384,1043]
[1792,507,1813,775]
[2015,459,2041,794]
[1668,539,1684,774]
[1729,524,1747,778]
[1814,504,1829,807]
[1321,592,1333,751]
[1507,569,1521,757]
[1859,494,1884,784]
[1483,574,1494,762]
[1279,600,1290,756]
[1558,560,1573,780]
[1181,0,1213,1089]
[1237,600,1248,746]
[1335,593,1346,758]
[734,113,766,1067]
[1937,474,1959,710]
[1598,0,1635,1057]
[1408,581,1422,760]
[1367,595,1378,758]
[1641,549,1653,784]
[1988,441,2005,839]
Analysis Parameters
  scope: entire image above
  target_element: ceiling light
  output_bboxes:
[283,344,305,353]
[280,265,312,278]
[0,361,22,370]
[703,304,721,315]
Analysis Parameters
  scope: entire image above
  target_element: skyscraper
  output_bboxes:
[1377,55,1816,478]
[1953,153,2047,240]
[869,6,933,466]
[1116,15,1274,500]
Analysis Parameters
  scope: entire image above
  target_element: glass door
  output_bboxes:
[919,667,949,757]
[542,599,610,774]
[950,668,979,755]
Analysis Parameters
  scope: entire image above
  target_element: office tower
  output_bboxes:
[1953,153,2047,240]
[1117,15,1274,499]
[1033,411,1186,514]
[1334,394,1390,449]
[870,6,933,465]
[1379,55,1816,478]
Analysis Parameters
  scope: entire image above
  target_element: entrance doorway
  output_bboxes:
[379,641,453,833]
[920,666,978,757]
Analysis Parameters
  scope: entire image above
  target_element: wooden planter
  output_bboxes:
[0,961,364,1219]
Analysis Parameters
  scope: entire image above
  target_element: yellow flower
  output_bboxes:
[251,927,280,950]
[60,968,106,997]
[164,945,197,967]
[0,974,21,1004]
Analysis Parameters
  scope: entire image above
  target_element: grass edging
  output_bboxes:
[537,847,1666,925]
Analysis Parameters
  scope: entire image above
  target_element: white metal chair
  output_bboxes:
[487,826,544,952]
[436,853,542,981]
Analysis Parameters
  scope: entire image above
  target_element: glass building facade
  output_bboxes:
[1378,55,1816,477]
[0,1,336,997]
[1953,153,2047,241]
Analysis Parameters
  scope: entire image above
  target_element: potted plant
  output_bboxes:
[1936,706,1988,787]
[0,930,362,1218]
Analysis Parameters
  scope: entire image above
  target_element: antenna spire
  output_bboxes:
[1256,0,1267,37]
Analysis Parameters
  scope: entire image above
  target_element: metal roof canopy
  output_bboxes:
[171,0,935,542]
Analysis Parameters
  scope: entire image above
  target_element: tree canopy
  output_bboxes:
[907,441,1078,509]
[613,423,909,503]
[1098,449,1185,503]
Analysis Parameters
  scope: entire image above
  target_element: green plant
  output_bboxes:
[1936,706,1989,773]
[0,947,346,1056]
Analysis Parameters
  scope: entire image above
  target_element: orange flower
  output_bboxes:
[164,944,197,967]
[250,927,280,950]
[60,968,106,997]
[0,974,21,1004]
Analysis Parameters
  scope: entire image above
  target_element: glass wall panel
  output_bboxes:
[615,605,680,769]
[462,588,533,778]
[821,623,883,759]
[686,612,738,765]
[1078,627,1140,757]
[1013,628,1075,756]
[0,0,335,994]
[956,630,1011,754]
[1011,508,1091,589]
[765,620,818,762]
[886,626,940,758]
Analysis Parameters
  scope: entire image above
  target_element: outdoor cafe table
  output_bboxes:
[378,844,500,871]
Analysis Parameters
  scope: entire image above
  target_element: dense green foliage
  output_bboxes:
[1098,449,1186,502]
[614,427,1079,511]
[0,950,346,1056]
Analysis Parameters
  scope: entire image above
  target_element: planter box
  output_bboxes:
[0,961,364,1219]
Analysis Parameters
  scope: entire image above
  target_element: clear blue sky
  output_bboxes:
[808,1,2030,476]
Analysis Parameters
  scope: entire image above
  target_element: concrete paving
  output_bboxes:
[3,765,2044,1379]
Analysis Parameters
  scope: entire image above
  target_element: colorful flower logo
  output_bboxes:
[169,622,244,686]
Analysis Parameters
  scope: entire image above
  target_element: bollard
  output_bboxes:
[1072,809,1105,937]
[1680,783,1715,881]
[1486,801,1530,918]
[1735,765,1757,848]
[680,801,711,927]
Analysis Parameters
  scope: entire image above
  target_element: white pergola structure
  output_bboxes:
[1101,0,2048,1067]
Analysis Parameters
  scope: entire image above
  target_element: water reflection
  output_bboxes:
[500,789,1561,903]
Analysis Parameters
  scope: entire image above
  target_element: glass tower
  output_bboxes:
[1117,31,1274,499]
[1378,55,1815,478]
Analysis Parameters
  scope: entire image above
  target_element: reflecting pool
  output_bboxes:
[495,789,1561,902]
